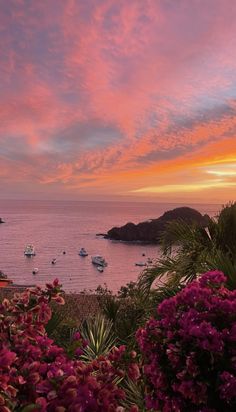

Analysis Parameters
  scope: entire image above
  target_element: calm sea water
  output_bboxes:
[0,200,220,293]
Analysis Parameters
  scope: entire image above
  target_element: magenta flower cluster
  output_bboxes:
[0,279,138,411]
[2,271,236,411]
[136,271,236,411]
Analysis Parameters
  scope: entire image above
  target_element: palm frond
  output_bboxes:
[78,313,116,361]
[205,249,236,290]
[160,219,211,255]
[138,256,178,294]
[120,377,146,411]
[138,250,206,294]
[114,300,146,346]
[216,202,236,258]
[101,295,121,323]
[148,282,184,309]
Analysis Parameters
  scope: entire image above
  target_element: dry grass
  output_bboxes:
[0,287,102,326]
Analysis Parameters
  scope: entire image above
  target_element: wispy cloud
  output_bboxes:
[0,0,236,201]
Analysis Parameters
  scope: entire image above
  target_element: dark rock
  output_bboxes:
[105,207,210,243]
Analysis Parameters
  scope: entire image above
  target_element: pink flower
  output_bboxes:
[129,406,139,412]
[73,332,81,341]
[29,372,40,384]
[137,271,236,411]
[37,302,51,323]
[53,295,65,305]
[75,348,84,357]
[199,270,226,288]
[53,278,60,287]
[128,363,141,381]
[219,372,236,400]
[0,350,17,368]
[47,390,57,400]
[130,350,137,359]
[36,397,48,411]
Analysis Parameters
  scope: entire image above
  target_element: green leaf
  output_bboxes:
[78,313,116,361]
[21,404,40,412]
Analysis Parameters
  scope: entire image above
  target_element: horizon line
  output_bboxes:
[0,197,223,206]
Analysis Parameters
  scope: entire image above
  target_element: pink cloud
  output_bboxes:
[0,0,236,201]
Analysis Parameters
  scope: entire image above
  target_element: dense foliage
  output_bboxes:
[1,271,236,411]
[137,271,236,411]
[0,280,139,412]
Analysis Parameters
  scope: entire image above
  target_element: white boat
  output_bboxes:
[32,268,39,275]
[91,255,107,267]
[135,262,147,267]
[0,218,5,223]
[97,266,104,273]
[51,259,57,265]
[79,248,88,257]
[24,245,36,256]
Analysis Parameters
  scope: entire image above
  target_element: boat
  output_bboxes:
[91,255,107,267]
[79,248,88,257]
[0,271,13,287]
[135,262,147,267]
[32,268,39,275]
[147,258,153,264]
[97,266,104,273]
[0,218,5,223]
[24,245,36,256]
[51,259,57,265]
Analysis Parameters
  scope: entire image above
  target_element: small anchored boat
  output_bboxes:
[135,262,147,267]
[32,268,39,275]
[51,259,57,265]
[0,218,5,223]
[79,248,88,257]
[91,255,107,267]
[24,245,36,256]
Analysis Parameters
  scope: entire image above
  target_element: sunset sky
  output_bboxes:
[1,0,236,203]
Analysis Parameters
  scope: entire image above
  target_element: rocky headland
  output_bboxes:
[102,207,210,243]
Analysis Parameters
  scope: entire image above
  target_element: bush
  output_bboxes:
[2,271,235,411]
[136,271,236,411]
[0,279,138,411]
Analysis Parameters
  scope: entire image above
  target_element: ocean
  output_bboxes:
[0,200,220,293]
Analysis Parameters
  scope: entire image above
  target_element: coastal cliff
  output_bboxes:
[104,207,210,243]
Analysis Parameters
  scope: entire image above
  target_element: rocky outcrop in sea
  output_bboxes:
[103,207,210,243]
